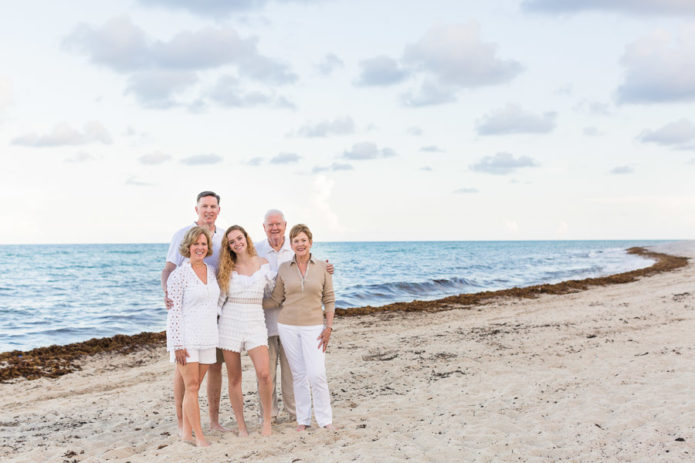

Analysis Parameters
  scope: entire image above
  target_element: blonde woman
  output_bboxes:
[217,225,274,436]
[264,224,336,431]
[166,226,220,447]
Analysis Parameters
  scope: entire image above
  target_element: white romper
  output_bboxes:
[218,263,275,352]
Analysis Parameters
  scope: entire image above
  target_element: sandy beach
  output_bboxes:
[2,242,695,462]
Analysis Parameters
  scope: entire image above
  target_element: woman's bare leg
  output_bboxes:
[177,362,210,447]
[248,345,272,436]
[223,350,248,437]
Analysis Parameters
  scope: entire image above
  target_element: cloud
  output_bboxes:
[355,55,409,86]
[476,104,556,135]
[342,142,396,160]
[420,166,432,171]
[522,0,695,16]
[208,75,294,108]
[295,116,355,137]
[401,80,457,107]
[317,53,344,75]
[0,77,11,111]
[312,162,353,173]
[312,174,342,231]
[138,0,318,17]
[470,152,539,175]
[245,156,264,166]
[402,23,522,89]
[12,121,112,147]
[583,127,602,136]
[610,165,634,175]
[125,176,153,186]
[573,100,611,115]
[406,126,423,136]
[617,29,695,104]
[454,187,478,194]
[65,152,95,163]
[638,119,695,146]
[420,145,444,152]
[270,152,301,164]
[126,70,198,108]
[139,151,172,165]
[180,154,222,165]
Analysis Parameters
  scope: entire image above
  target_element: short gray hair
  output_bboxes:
[264,209,286,223]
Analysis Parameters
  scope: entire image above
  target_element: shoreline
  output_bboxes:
[0,246,687,383]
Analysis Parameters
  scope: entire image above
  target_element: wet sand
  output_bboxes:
[1,242,694,462]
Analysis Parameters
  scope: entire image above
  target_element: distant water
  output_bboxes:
[0,240,665,352]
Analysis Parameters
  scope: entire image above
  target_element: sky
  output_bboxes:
[1,0,694,244]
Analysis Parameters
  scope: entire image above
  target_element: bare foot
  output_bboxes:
[209,423,232,432]
[296,424,308,432]
[323,423,337,431]
[178,425,184,439]
[237,428,249,437]
[261,421,272,436]
[196,438,211,447]
[181,437,196,446]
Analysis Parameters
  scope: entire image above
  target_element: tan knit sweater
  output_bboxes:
[264,256,335,326]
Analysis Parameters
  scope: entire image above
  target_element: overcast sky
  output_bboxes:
[1,0,694,243]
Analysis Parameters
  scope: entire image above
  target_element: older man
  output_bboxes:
[161,191,227,434]
[255,209,333,423]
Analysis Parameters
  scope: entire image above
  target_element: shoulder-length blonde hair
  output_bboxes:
[217,225,257,293]
[178,226,213,258]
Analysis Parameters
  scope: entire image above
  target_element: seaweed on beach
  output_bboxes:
[333,247,688,316]
[0,247,687,382]
[0,331,165,382]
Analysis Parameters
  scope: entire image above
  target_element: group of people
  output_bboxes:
[161,191,336,447]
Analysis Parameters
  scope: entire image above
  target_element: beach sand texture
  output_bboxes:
[1,242,694,462]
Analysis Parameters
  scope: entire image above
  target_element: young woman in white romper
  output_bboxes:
[216,225,274,436]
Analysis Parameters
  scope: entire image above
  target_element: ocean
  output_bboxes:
[0,240,664,352]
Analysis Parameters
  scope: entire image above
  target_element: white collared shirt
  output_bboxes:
[255,236,294,336]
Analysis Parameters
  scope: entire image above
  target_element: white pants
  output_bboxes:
[277,323,333,427]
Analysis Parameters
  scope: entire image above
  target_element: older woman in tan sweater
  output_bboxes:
[264,224,336,431]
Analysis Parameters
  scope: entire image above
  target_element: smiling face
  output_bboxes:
[195,195,220,227]
[263,213,287,241]
[227,229,248,256]
[290,231,312,258]
[189,232,209,265]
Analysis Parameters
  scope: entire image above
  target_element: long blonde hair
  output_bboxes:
[217,225,257,293]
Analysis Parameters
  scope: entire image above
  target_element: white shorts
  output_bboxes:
[218,319,268,353]
[169,347,217,364]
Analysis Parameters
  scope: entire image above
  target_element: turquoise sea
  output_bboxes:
[0,240,664,352]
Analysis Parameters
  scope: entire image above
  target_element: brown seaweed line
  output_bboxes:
[0,247,687,383]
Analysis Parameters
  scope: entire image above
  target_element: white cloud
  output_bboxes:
[355,55,409,86]
[138,0,319,17]
[617,28,695,104]
[246,156,264,166]
[470,152,539,175]
[342,142,396,160]
[420,145,444,152]
[317,53,344,75]
[583,127,602,136]
[454,187,478,194]
[125,176,153,186]
[126,70,198,108]
[401,80,457,107]
[65,152,95,163]
[311,174,342,231]
[180,154,222,165]
[139,151,172,165]
[476,104,556,135]
[12,121,112,147]
[505,220,519,233]
[208,75,294,109]
[610,165,634,175]
[295,116,355,137]
[402,23,522,89]
[638,119,695,146]
[312,162,353,173]
[270,152,301,164]
[406,126,423,136]
[421,166,432,171]
[523,0,695,16]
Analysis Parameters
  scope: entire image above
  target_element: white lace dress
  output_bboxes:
[218,263,275,352]
[166,262,220,352]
